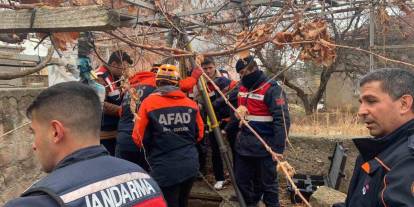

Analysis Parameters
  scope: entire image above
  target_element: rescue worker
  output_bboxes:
[116,64,202,170]
[334,68,414,207]
[198,57,228,190]
[212,77,239,158]
[4,82,166,207]
[95,50,133,155]
[234,55,290,207]
[132,65,204,207]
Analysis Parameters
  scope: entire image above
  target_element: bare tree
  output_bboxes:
[258,9,368,115]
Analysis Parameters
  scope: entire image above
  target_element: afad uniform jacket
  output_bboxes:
[335,119,414,207]
[132,86,204,187]
[117,72,199,151]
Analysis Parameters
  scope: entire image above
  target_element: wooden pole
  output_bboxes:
[0,5,120,33]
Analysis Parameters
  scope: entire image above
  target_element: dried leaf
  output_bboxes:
[50,32,79,51]
[238,50,250,59]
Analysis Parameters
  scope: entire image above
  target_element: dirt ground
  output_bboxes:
[190,172,309,207]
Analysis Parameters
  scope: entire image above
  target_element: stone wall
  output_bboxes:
[0,88,45,205]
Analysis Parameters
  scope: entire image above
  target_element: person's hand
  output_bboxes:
[276,160,296,177]
[191,67,203,79]
[274,153,284,161]
[235,105,248,120]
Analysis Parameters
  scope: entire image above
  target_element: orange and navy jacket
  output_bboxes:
[178,76,197,92]
[117,71,199,151]
[117,72,157,151]
[95,65,122,131]
[132,86,204,187]
[337,119,414,207]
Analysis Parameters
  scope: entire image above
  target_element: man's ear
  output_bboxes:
[399,94,413,114]
[50,120,65,143]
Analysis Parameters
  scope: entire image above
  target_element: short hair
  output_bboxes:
[27,81,102,136]
[108,50,133,65]
[201,57,215,66]
[360,68,414,110]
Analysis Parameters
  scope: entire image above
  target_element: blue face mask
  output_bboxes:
[241,70,262,89]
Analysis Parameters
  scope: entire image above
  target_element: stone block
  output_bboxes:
[309,186,346,207]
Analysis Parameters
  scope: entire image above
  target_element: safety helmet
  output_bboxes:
[156,64,180,85]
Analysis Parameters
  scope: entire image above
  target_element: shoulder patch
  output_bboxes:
[275,98,285,106]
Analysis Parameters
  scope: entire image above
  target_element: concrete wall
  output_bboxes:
[0,88,45,205]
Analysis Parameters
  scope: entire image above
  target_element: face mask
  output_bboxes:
[241,70,262,89]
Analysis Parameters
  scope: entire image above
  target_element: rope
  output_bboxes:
[0,122,30,138]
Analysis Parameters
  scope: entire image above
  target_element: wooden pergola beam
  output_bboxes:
[124,0,155,11]
[0,5,120,33]
[0,51,60,65]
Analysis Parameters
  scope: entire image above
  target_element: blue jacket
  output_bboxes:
[117,72,156,151]
[4,145,166,207]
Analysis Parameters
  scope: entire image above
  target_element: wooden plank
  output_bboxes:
[124,0,155,11]
[0,5,120,33]
[0,51,60,64]
[122,0,283,27]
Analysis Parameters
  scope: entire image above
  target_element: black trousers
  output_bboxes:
[115,146,150,172]
[196,139,207,175]
[235,154,280,207]
[208,132,225,181]
[161,177,195,207]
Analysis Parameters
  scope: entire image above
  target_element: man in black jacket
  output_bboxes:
[4,82,166,207]
[335,68,414,207]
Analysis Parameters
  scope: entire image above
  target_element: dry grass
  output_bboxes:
[289,104,369,137]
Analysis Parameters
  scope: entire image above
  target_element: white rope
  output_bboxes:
[0,122,30,138]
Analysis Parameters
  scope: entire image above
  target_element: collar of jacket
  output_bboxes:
[129,71,156,87]
[242,70,267,91]
[53,145,108,171]
[154,85,185,98]
[353,119,414,161]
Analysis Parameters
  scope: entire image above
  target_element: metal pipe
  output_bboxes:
[369,0,375,71]
[181,34,247,207]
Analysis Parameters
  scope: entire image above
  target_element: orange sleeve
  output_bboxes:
[132,100,149,148]
[179,77,197,92]
[195,108,204,142]
[118,106,123,117]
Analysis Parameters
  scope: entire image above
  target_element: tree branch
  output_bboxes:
[0,46,54,80]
